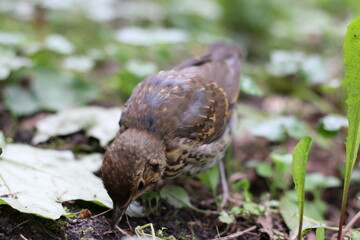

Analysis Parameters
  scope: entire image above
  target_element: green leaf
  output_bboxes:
[254,162,273,178]
[229,202,264,217]
[250,116,308,141]
[240,75,263,96]
[125,59,158,77]
[242,202,265,216]
[268,50,328,85]
[305,173,340,192]
[339,17,360,236]
[292,136,313,239]
[231,179,252,201]
[279,191,325,239]
[3,85,40,115]
[197,164,219,195]
[351,231,360,239]
[160,185,193,209]
[3,68,98,116]
[319,114,348,131]
[218,210,235,224]
[270,153,292,174]
[318,114,348,138]
[0,144,112,219]
[316,227,325,240]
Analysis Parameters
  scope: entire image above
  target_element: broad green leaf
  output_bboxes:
[270,153,292,174]
[0,46,32,80]
[254,162,273,178]
[240,75,264,96]
[268,50,328,84]
[125,59,158,77]
[351,231,360,239]
[197,164,219,195]
[4,68,98,116]
[316,227,325,240]
[319,114,348,131]
[0,144,112,219]
[230,202,265,216]
[218,210,234,224]
[0,31,27,46]
[292,136,312,239]
[45,34,74,54]
[3,85,40,115]
[279,191,326,239]
[250,116,308,141]
[318,114,348,138]
[305,173,340,192]
[62,56,95,72]
[31,69,97,111]
[33,106,121,146]
[171,0,221,20]
[231,179,252,201]
[160,185,193,209]
[338,17,360,236]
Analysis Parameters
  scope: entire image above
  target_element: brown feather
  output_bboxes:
[120,44,243,145]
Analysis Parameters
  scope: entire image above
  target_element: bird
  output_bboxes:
[102,43,243,229]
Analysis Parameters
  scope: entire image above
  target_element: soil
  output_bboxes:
[0,94,359,240]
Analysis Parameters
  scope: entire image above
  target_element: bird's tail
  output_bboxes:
[206,43,245,61]
[174,43,244,70]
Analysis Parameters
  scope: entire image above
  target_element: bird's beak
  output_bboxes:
[111,202,129,229]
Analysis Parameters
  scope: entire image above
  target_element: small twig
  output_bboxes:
[13,219,31,230]
[91,209,111,219]
[116,225,131,236]
[125,214,133,231]
[211,225,257,240]
[19,234,28,240]
[330,210,360,240]
[103,225,130,236]
[345,210,360,231]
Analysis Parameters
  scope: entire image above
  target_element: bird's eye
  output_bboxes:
[138,180,145,190]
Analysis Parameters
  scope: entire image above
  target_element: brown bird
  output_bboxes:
[102,43,243,228]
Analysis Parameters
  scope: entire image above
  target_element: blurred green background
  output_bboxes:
[0,0,358,118]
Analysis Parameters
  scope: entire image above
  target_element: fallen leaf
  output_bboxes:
[33,106,121,147]
[0,144,112,219]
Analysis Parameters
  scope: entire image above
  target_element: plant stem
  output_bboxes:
[338,108,360,240]
[337,169,351,240]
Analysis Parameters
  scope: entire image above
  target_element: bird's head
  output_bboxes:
[102,128,166,228]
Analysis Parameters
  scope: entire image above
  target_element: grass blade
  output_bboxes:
[292,136,313,240]
[338,17,360,240]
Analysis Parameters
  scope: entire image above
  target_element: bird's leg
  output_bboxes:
[219,159,230,208]
[219,159,240,208]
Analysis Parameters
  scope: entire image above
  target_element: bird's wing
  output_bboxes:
[120,44,242,144]
[174,44,243,143]
[175,43,243,107]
